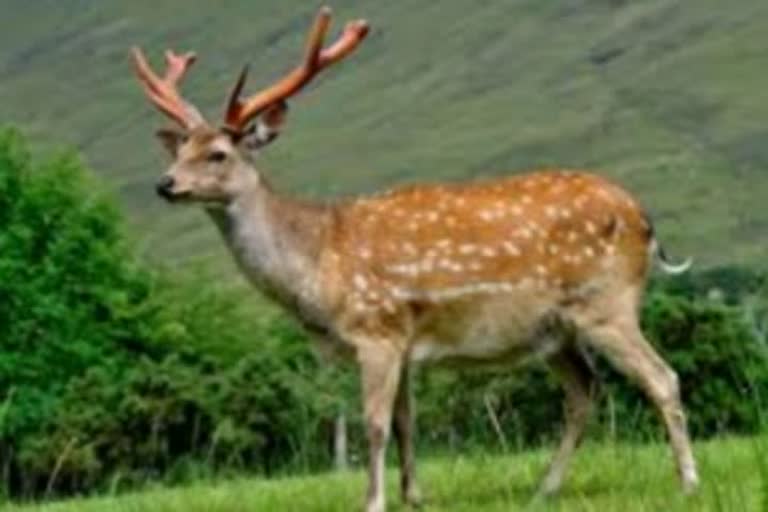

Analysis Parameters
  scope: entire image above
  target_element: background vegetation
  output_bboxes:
[0,129,766,504]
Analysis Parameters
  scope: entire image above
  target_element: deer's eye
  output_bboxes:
[207,151,227,163]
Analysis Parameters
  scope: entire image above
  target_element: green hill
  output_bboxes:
[1,0,767,273]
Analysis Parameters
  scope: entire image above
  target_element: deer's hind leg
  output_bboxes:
[538,344,599,495]
[393,362,423,507]
[577,305,699,493]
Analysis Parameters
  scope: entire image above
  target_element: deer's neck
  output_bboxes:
[206,178,334,315]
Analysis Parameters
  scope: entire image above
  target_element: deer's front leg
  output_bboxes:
[358,343,403,512]
[393,363,422,507]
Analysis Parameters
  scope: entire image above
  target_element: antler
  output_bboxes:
[224,6,369,132]
[131,47,206,130]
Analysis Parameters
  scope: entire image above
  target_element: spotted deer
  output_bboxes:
[131,6,699,511]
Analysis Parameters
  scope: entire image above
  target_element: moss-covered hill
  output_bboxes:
[1,0,766,272]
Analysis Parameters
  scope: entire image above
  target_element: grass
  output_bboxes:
[1,1,768,272]
[4,436,766,512]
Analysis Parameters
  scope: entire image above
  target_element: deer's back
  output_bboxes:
[323,170,653,357]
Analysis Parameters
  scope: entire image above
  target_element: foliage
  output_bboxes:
[0,128,766,500]
[636,291,768,437]
[653,265,767,304]
[0,129,346,498]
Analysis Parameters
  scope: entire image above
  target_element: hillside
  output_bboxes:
[1,0,767,274]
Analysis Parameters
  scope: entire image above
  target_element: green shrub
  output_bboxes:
[628,290,767,437]
[0,129,346,498]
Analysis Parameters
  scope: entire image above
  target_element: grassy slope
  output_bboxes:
[4,436,767,511]
[1,1,767,273]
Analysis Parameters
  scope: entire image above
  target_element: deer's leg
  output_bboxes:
[538,345,598,495]
[358,344,403,512]
[582,318,699,493]
[393,362,422,507]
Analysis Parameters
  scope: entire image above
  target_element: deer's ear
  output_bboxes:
[242,101,288,151]
[155,128,188,156]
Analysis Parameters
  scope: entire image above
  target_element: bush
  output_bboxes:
[635,290,768,437]
[0,129,347,498]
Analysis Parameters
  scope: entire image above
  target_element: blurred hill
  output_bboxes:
[1,0,767,273]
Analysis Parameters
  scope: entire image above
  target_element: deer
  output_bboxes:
[130,6,699,512]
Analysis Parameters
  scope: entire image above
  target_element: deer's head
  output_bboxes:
[131,7,369,205]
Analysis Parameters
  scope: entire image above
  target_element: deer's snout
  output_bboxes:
[155,175,176,199]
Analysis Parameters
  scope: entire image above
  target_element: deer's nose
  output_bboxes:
[155,175,175,198]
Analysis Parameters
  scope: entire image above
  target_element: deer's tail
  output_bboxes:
[650,238,693,275]
[644,215,692,275]
[645,214,693,275]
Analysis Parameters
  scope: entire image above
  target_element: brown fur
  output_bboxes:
[152,130,698,511]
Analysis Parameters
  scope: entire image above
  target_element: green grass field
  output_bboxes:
[1,0,768,272]
[5,436,767,512]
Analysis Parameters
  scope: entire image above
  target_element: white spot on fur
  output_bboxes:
[385,301,397,314]
[481,247,497,258]
[479,210,496,222]
[596,188,614,201]
[388,263,418,276]
[517,227,532,239]
[353,274,368,291]
[468,261,483,271]
[502,241,520,256]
